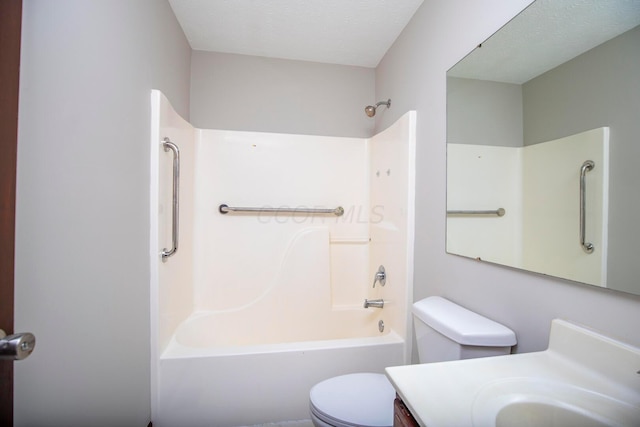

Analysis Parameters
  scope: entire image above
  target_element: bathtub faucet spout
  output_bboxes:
[363,299,384,309]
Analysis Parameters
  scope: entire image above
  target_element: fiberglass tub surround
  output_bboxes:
[150,91,416,426]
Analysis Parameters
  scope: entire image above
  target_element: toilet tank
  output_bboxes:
[413,296,516,363]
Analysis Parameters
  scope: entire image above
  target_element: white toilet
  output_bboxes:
[309,296,517,427]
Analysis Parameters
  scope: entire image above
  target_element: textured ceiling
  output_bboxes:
[168,0,424,68]
[449,0,640,84]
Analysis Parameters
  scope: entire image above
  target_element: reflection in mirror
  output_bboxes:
[446,0,640,295]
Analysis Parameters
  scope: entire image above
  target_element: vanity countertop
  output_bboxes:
[385,319,640,427]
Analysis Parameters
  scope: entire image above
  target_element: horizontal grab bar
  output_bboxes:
[447,208,505,217]
[329,236,369,244]
[219,204,345,216]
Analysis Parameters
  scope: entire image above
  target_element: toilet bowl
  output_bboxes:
[308,296,517,427]
[309,373,395,427]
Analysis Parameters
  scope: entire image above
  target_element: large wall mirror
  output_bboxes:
[446,0,640,295]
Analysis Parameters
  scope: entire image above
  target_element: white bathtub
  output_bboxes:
[155,310,405,427]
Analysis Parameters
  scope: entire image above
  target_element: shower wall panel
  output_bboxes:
[369,111,416,360]
[192,130,369,312]
[522,127,609,287]
[446,144,523,266]
[152,91,196,352]
[445,127,609,287]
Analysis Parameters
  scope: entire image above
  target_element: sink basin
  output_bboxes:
[472,378,640,426]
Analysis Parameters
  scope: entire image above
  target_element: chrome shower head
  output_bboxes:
[364,99,391,117]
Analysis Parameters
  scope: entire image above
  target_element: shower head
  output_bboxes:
[365,99,391,117]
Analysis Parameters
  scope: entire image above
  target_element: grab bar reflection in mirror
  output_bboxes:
[447,208,505,217]
[580,160,595,254]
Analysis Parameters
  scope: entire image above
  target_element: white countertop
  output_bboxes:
[385,320,640,427]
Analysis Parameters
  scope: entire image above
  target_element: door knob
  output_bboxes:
[0,329,36,361]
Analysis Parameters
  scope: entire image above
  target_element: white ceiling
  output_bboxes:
[448,0,640,84]
[168,0,424,68]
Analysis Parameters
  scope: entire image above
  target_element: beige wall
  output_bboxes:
[375,0,640,359]
[15,1,640,424]
[15,1,191,425]
[447,77,523,147]
[190,51,375,138]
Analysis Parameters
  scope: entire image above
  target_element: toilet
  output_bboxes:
[309,296,517,427]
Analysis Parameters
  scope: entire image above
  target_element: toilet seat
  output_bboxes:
[309,373,395,427]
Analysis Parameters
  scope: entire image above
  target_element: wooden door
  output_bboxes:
[0,0,23,424]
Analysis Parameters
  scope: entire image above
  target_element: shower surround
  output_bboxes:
[150,91,416,426]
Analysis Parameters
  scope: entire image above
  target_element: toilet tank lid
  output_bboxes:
[413,296,516,347]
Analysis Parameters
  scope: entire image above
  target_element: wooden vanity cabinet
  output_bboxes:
[393,394,419,427]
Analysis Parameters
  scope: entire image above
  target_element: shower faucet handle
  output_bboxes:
[372,265,386,288]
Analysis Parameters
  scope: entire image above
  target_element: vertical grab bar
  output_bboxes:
[580,160,595,254]
[161,137,179,260]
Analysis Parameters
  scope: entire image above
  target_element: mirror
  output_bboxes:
[446,0,640,295]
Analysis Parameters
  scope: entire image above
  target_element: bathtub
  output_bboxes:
[155,310,405,427]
